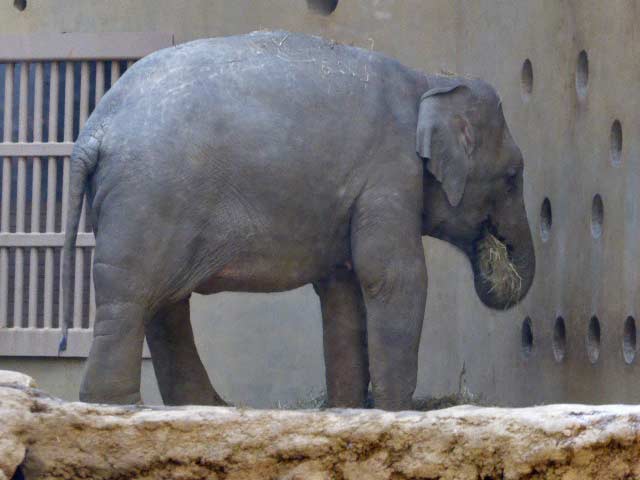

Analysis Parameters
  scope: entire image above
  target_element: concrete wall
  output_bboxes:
[1,0,639,407]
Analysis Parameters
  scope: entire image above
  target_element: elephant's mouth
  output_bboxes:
[470,218,523,309]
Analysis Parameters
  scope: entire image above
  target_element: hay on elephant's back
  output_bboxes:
[477,232,522,307]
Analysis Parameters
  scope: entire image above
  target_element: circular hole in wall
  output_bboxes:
[591,194,604,239]
[553,316,567,362]
[610,120,623,166]
[623,316,636,364]
[576,50,589,98]
[521,317,533,357]
[540,197,552,242]
[13,0,26,11]
[521,59,533,99]
[306,0,339,14]
[586,316,601,364]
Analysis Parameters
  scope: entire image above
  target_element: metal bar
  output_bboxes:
[16,62,28,232]
[79,61,90,127]
[89,249,95,327]
[73,247,83,328]
[61,62,73,231]
[43,61,59,328]
[17,63,28,143]
[78,61,89,232]
[59,155,70,325]
[0,328,152,358]
[0,232,95,247]
[15,155,26,226]
[71,61,91,328]
[13,62,29,327]
[32,62,43,143]
[95,61,104,103]
[2,63,14,142]
[14,231,24,327]
[0,62,14,327]
[43,244,55,326]
[0,142,74,157]
[59,61,74,325]
[28,62,44,327]
[92,60,104,325]
[61,62,73,229]
[48,62,60,146]
[0,32,174,61]
[0,328,96,357]
[63,62,73,143]
[90,62,103,326]
[111,60,120,84]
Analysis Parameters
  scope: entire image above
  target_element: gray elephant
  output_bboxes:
[61,30,535,411]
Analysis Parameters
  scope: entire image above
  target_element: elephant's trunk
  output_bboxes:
[471,213,535,310]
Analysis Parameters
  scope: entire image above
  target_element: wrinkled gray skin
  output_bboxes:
[63,31,535,410]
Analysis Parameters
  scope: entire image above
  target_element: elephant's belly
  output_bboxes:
[194,250,351,294]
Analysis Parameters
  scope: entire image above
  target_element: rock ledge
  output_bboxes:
[1,370,639,479]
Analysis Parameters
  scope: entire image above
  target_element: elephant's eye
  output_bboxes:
[505,170,519,193]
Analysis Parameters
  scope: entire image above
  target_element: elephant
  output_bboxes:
[61,30,535,411]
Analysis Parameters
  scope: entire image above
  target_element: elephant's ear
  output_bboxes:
[416,84,476,207]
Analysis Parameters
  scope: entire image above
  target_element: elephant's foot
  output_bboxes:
[169,382,228,407]
[80,388,142,405]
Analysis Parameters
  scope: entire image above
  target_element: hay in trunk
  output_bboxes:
[477,231,522,307]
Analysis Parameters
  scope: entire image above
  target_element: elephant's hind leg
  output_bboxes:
[146,297,227,406]
[80,264,149,404]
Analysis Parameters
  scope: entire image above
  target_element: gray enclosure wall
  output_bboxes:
[0,0,639,407]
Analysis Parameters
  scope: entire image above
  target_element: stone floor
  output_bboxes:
[2,370,640,479]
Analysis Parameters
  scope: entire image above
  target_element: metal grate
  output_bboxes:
[0,33,173,356]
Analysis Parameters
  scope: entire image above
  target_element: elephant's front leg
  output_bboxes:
[351,204,427,411]
[314,267,369,408]
[146,297,227,406]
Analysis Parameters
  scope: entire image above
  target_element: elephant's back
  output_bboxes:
[112,30,398,97]
[94,30,417,175]
[96,30,415,134]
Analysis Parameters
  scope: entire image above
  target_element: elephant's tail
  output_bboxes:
[59,124,104,354]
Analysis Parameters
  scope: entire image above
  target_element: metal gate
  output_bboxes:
[0,32,173,356]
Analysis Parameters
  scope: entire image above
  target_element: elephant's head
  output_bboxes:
[417,77,535,309]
